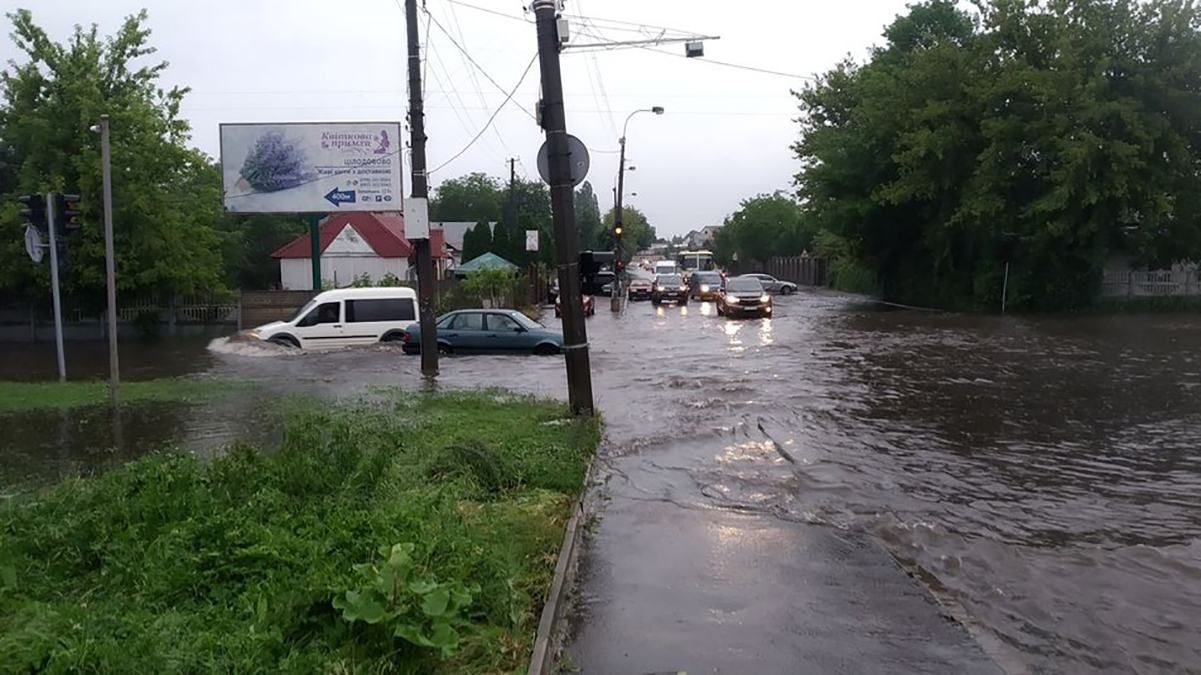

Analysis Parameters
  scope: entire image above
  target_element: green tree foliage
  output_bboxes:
[218,213,307,289]
[429,173,503,223]
[460,221,492,263]
[599,206,656,257]
[506,178,553,266]
[574,180,602,251]
[713,192,814,267]
[795,0,1201,310]
[0,9,225,304]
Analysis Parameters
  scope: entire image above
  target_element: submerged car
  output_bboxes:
[628,275,654,301]
[718,276,773,318]
[555,294,595,317]
[744,273,798,295]
[689,271,725,300]
[402,309,563,355]
[249,287,417,350]
[651,274,689,305]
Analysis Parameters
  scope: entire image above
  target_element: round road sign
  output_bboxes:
[24,225,45,264]
[536,134,590,187]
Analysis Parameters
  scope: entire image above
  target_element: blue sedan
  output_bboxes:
[401,309,564,356]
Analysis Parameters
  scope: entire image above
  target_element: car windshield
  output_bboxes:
[289,298,318,322]
[510,312,542,329]
[694,273,721,283]
[728,277,764,292]
[658,275,683,285]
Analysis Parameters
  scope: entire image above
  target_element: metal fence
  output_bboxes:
[733,255,829,287]
[1101,270,1201,298]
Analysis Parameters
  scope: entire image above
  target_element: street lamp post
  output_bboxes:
[611,106,663,312]
[90,115,120,406]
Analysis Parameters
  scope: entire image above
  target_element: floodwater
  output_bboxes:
[3,291,1200,672]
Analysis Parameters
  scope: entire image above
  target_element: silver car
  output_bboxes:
[745,273,798,295]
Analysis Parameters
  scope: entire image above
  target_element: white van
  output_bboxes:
[654,260,678,277]
[250,287,418,349]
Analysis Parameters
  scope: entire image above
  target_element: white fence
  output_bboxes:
[1101,270,1201,298]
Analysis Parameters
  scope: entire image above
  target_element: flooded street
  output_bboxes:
[4,290,1201,672]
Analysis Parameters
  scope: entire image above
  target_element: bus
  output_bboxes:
[678,250,716,275]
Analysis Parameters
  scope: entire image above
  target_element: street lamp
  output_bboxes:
[612,106,664,311]
[90,115,120,406]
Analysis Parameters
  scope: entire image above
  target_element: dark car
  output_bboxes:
[718,276,773,318]
[402,309,563,355]
[689,271,724,300]
[651,274,689,306]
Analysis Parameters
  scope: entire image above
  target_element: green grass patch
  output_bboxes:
[0,390,599,673]
[0,378,246,412]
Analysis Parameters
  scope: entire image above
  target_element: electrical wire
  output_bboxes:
[443,0,531,24]
[442,0,512,156]
[425,7,537,121]
[428,52,539,175]
[640,45,816,80]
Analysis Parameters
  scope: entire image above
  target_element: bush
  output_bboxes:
[0,391,599,673]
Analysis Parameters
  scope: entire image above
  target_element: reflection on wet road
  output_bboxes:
[4,290,1201,671]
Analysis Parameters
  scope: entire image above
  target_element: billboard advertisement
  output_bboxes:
[220,122,403,213]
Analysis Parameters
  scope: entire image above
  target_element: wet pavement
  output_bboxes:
[3,290,1201,672]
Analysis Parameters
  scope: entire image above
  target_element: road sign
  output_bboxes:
[220,122,404,213]
[24,225,44,263]
[536,134,590,187]
[526,230,539,252]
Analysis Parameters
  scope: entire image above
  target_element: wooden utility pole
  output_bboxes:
[406,0,438,376]
[533,0,594,415]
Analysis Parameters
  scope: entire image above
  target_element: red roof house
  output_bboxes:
[271,213,446,290]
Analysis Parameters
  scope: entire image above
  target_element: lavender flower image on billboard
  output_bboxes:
[219,122,404,213]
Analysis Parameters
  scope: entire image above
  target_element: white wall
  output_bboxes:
[279,257,409,290]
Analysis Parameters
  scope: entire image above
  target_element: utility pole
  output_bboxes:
[406,0,438,377]
[307,214,322,291]
[611,135,627,312]
[508,157,517,256]
[45,193,66,382]
[534,0,594,415]
[99,115,120,405]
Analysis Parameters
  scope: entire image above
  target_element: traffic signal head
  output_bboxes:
[615,259,626,272]
[55,193,82,232]
[614,224,623,238]
[18,194,46,227]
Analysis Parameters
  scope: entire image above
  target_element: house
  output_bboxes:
[271,212,446,290]
[435,221,496,269]
[684,225,722,250]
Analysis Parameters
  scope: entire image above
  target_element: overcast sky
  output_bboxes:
[22,0,913,236]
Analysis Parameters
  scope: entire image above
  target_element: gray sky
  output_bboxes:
[22,0,912,236]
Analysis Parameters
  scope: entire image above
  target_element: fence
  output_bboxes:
[732,255,829,287]
[1101,270,1201,298]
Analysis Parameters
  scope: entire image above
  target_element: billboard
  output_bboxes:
[220,122,403,213]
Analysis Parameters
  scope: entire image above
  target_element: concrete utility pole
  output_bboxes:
[45,193,66,382]
[533,0,594,415]
[99,115,120,405]
[406,0,438,376]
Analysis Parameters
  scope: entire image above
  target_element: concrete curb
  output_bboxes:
[526,453,598,675]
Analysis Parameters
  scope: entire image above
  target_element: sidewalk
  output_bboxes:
[567,496,1003,674]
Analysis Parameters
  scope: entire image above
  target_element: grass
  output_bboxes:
[0,390,599,674]
[0,378,245,412]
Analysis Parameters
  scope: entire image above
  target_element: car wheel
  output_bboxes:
[437,343,452,355]
[782,286,795,295]
[269,335,299,349]
[534,343,560,356]
[380,332,406,343]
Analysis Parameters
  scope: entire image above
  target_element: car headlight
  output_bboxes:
[700,284,710,292]
[760,294,771,303]
[657,285,665,291]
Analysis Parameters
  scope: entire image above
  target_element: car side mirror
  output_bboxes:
[515,326,528,333]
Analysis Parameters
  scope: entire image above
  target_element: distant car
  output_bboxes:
[718,276,773,318]
[689,271,724,300]
[653,261,679,277]
[249,287,417,350]
[402,309,563,356]
[651,274,689,306]
[745,273,798,295]
[628,275,654,301]
[555,294,595,317]
[583,271,615,296]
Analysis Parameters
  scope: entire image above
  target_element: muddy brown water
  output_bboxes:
[2,291,1199,672]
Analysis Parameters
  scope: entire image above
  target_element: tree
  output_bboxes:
[713,193,813,267]
[218,213,307,289]
[795,0,1201,311]
[0,9,226,304]
[429,172,503,223]
[460,221,492,263]
[600,206,656,257]
[574,181,602,251]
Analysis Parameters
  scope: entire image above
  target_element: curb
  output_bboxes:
[526,453,599,675]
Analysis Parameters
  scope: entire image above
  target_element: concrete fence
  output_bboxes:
[1101,270,1201,298]
[733,255,829,286]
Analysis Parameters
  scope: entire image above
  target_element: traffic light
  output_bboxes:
[614,224,623,239]
[615,259,626,273]
[18,194,46,231]
[55,193,82,233]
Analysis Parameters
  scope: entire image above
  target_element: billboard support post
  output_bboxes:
[306,214,322,291]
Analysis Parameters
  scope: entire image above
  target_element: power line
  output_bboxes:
[429,52,539,175]
[443,0,531,24]
[441,0,512,155]
[638,45,816,80]
[425,6,537,121]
